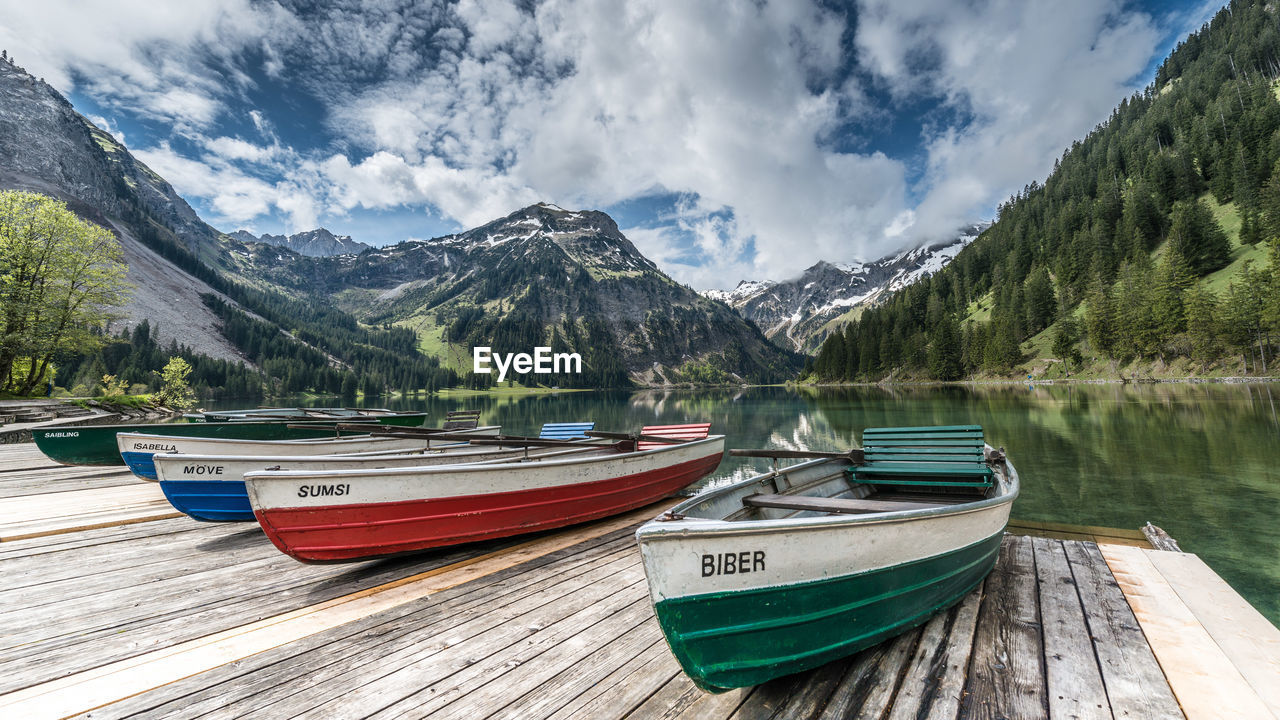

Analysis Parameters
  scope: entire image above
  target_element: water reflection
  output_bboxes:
[207,383,1280,622]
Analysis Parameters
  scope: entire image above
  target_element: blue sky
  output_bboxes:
[0,0,1221,288]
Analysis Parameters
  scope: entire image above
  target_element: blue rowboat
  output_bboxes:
[154,439,600,521]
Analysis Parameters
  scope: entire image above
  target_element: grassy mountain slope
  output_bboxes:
[808,0,1280,383]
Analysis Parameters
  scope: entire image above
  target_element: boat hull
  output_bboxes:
[32,413,430,466]
[158,480,255,522]
[635,451,1017,692]
[247,437,725,562]
[651,530,1003,691]
[154,442,563,522]
[119,426,499,480]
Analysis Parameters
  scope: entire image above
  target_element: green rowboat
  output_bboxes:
[32,412,430,466]
[635,425,1017,692]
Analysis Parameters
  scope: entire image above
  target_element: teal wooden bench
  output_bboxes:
[443,410,482,431]
[850,424,993,488]
[539,421,596,440]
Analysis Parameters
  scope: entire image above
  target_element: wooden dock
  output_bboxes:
[0,445,1277,719]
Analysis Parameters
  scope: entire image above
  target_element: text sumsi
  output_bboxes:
[473,346,582,382]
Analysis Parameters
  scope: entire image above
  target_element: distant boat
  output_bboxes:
[635,425,1017,692]
[182,407,420,423]
[30,411,431,466]
[244,424,723,563]
[116,425,500,480]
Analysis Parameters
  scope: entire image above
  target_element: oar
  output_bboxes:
[729,448,865,472]
[331,425,613,450]
[585,431,687,445]
[729,449,864,460]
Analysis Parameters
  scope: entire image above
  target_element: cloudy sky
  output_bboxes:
[0,0,1221,288]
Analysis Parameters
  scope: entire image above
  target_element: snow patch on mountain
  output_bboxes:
[707,223,989,351]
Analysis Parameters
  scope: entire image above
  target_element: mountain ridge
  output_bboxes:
[230,228,372,257]
[704,224,988,351]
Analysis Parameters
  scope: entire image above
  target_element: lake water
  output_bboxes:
[210,383,1280,623]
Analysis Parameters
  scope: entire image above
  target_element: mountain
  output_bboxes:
[0,53,247,362]
[0,53,793,388]
[230,228,371,257]
[810,0,1280,383]
[0,52,456,396]
[705,224,988,352]
[243,203,798,385]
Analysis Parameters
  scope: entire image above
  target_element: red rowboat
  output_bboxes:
[243,425,723,563]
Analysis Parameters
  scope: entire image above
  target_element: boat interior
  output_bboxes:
[682,425,1012,523]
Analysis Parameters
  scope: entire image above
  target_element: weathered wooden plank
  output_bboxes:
[546,641,681,720]
[0,484,166,521]
[887,587,982,720]
[671,687,754,720]
[769,655,856,720]
[961,535,1047,720]
[1144,549,1280,718]
[498,614,667,719]
[360,582,652,719]
[90,531,642,720]
[1033,537,1111,720]
[814,627,920,720]
[0,510,658,719]
[0,506,181,542]
[0,525,263,594]
[1101,544,1273,720]
[218,549,642,718]
[221,550,647,719]
[623,671,705,720]
[729,672,808,720]
[0,532,273,611]
[1063,542,1182,720]
[0,517,207,560]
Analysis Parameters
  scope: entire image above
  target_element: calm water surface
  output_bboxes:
[210,383,1280,623]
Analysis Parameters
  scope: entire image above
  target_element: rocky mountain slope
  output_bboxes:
[705,224,989,351]
[248,203,797,385]
[229,228,370,257]
[0,53,248,362]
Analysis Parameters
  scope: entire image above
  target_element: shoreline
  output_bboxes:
[792,375,1280,389]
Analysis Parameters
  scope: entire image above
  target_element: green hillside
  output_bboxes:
[808,0,1280,383]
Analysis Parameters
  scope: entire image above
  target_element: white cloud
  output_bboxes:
[7,0,1201,288]
[134,142,318,230]
[318,0,907,283]
[0,0,296,132]
[854,0,1163,243]
[204,136,277,163]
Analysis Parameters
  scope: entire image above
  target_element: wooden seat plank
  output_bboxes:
[638,423,711,451]
[743,494,949,515]
[864,424,983,434]
[861,432,983,442]
[539,422,596,440]
[863,452,985,463]
[865,435,983,445]
[853,462,993,477]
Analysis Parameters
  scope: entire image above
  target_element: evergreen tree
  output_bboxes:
[1051,315,1083,370]
[927,314,962,380]
[1185,286,1220,372]
[1024,267,1057,335]
[1084,279,1116,357]
[1168,200,1231,275]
